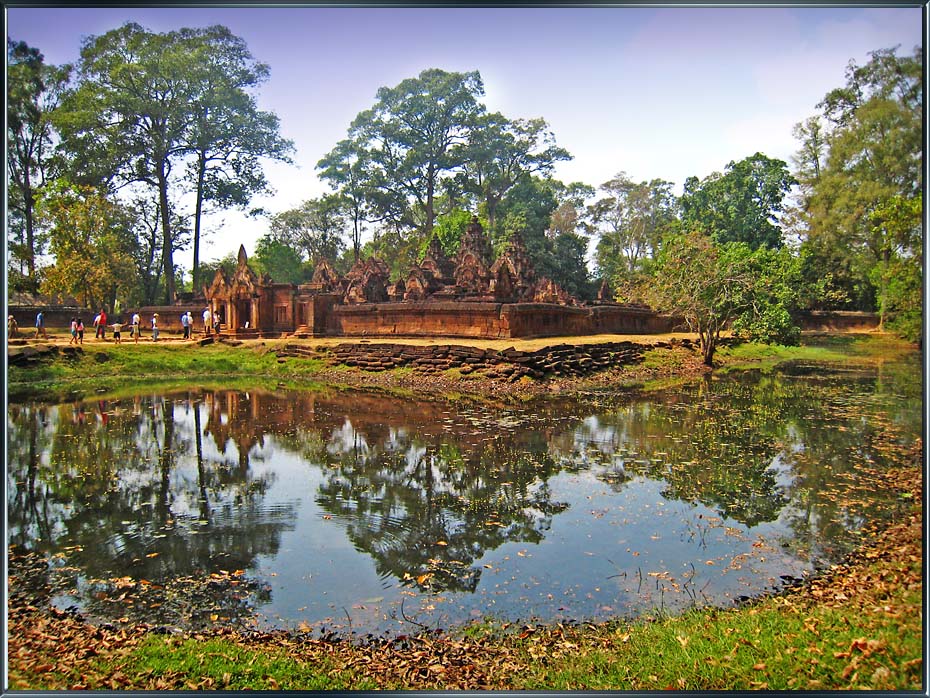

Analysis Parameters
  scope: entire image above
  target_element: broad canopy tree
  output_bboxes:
[179,25,294,292]
[54,22,290,304]
[457,112,571,236]
[335,69,486,238]
[7,39,71,289]
[316,68,576,280]
[649,231,802,366]
[36,182,138,312]
[680,152,796,250]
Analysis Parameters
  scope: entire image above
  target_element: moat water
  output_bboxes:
[7,350,921,637]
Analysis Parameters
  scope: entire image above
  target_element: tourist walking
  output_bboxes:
[180,311,190,339]
[35,311,47,339]
[96,309,107,339]
[151,313,159,341]
[69,317,78,345]
[76,318,85,344]
[110,319,123,344]
[203,307,212,336]
[186,312,194,339]
[213,310,221,335]
[131,312,141,343]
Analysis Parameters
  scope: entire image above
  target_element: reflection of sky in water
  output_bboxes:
[6,359,920,636]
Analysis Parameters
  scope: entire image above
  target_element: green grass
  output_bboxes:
[7,342,327,401]
[101,635,375,690]
[515,599,921,690]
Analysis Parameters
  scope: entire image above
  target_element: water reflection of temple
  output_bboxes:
[205,218,675,339]
[194,387,570,593]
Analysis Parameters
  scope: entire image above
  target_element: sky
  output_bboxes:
[6,5,924,272]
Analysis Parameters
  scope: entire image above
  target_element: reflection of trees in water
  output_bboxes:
[8,362,919,613]
[551,377,788,527]
[552,367,920,559]
[7,404,57,548]
[750,367,920,559]
[315,427,568,593]
[6,394,296,621]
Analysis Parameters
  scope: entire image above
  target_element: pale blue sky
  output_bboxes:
[6,5,923,268]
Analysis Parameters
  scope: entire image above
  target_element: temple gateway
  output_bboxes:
[206,217,676,339]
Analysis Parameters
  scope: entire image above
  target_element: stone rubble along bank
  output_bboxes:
[277,338,696,380]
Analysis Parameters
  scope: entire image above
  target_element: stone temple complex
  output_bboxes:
[206,217,675,339]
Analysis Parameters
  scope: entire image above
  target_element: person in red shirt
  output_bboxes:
[96,309,107,339]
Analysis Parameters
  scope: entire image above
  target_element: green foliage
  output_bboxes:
[321,68,485,242]
[650,233,802,365]
[458,112,571,233]
[54,22,289,303]
[792,45,922,339]
[591,173,678,283]
[431,207,477,257]
[36,181,139,311]
[729,246,803,345]
[681,153,795,250]
[268,194,347,264]
[252,235,310,284]
[7,39,71,283]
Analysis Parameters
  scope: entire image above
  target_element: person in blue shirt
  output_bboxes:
[35,311,47,339]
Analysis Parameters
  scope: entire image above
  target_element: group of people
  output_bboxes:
[28,307,222,344]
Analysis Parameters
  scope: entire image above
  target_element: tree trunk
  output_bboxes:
[157,160,176,304]
[192,151,207,294]
[23,176,36,282]
[700,328,716,366]
[425,165,435,236]
[486,195,498,237]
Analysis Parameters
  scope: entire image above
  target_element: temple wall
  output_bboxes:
[9,306,88,331]
[320,301,681,339]
[588,305,681,334]
[799,310,881,332]
[332,302,508,338]
[267,286,297,332]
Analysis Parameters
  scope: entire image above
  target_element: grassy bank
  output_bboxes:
[7,340,327,401]
[9,441,921,690]
[8,331,914,404]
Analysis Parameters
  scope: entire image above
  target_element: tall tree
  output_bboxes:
[7,39,70,289]
[321,69,485,244]
[55,22,289,304]
[458,112,571,235]
[317,139,381,263]
[55,23,199,303]
[680,152,796,250]
[180,25,293,292]
[795,45,922,338]
[590,173,678,282]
